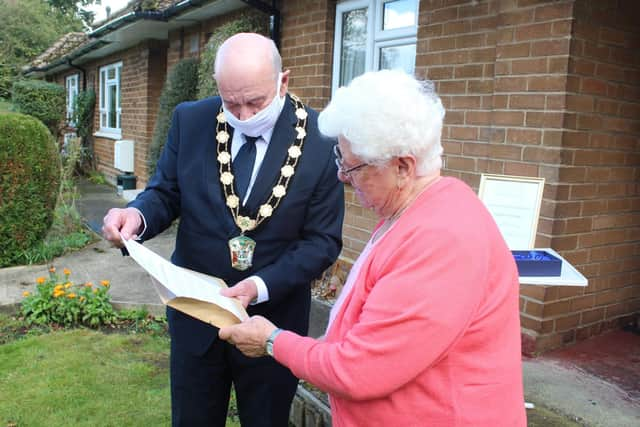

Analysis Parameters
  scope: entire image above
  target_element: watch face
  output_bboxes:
[266,340,274,356]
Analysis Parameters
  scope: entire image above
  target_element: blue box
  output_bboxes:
[511,250,562,277]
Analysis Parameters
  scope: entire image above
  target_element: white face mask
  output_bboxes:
[223,74,285,138]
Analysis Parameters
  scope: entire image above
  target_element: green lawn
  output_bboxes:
[0,98,12,112]
[0,315,241,427]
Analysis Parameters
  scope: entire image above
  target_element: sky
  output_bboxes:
[84,0,131,23]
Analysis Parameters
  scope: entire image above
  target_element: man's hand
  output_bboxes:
[220,278,258,308]
[219,316,277,357]
[102,207,142,248]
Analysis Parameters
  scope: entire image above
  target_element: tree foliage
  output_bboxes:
[197,12,267,99]
[148,58,199,177]
[0,0,85,99]
[47,0,97,25]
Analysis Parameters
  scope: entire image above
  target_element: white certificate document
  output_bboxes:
[478,174,545,249]
[122,237,248,326]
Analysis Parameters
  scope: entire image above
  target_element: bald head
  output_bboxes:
[213,33,290,120]
[214,33,282,81]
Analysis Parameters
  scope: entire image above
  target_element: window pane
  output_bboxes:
[108,84,117,128]
[107,67,115,80]
[340,8,367,87]
[379,43,416,75]
[383,0,417,31]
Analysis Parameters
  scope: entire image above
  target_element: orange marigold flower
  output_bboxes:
[101,280,110,287]
[53,290,65,298]
[49,266,56,273]
[64,282,72,289]
[63,268,71,275]
[54,284,64,291]
[85,282,94,287]
[23,291,30,297]
[36,277,46,284]
[67,293,76,299]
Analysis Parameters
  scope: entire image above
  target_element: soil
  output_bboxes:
[310,258,353,304]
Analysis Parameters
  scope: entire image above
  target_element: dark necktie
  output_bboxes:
[234,134,259,200]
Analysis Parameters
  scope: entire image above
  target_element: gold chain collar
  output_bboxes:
[215,94,309,233]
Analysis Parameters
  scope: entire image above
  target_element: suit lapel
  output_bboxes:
[243,95,297,214]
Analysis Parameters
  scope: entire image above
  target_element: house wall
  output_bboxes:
[43,0,637,354]
[520,0,640,353]
[90,41,167,186]
[413,0,639,354]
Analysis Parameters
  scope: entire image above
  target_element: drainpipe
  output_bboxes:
[67,60,87,90]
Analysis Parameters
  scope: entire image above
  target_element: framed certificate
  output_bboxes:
[478,174,545,249]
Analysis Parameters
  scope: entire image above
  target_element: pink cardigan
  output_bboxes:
[275,177,526,426]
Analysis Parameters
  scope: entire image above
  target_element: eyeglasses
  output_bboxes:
[333,144,368,178]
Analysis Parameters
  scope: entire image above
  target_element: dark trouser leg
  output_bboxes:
[230,347,299,427]
[170,338,232,427]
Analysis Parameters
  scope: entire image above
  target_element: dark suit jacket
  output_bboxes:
[129,95,344,355]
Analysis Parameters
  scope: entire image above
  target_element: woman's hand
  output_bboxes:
[219,315,278,357]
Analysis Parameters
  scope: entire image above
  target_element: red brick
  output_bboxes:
[528,76,567,92]
[555,314,580,332]
[526,112,564,128]
[500,9,534,26]
[495,76,528,92]
[515,23,553,41]
[504,162,539,177]
[450,126,479,140]
[506,128,542,144]
[496,42,530,58]
[512,58,548,74]
[493,111,525,126]
[462,141,489,157]
[488,144,522,160]
[534,3,573,21]
[571,295,595,311]
[543,300,572,317]
[510,94,546,109]
[581,308,605,324]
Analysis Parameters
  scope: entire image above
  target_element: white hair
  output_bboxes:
[319,70,445,175]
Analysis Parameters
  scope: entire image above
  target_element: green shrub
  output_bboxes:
[72,89,95,139]
[0,112,61,267]
[197,13,267,99]
[148,58,199,176]
[11,79,66,136]
[21,267,117,327]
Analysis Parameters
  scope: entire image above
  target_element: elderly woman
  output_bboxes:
[220,70,526,426]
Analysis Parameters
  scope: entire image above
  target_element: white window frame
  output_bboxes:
[332,0,418,93]
[98,62,122,137]
[65,74,79,125]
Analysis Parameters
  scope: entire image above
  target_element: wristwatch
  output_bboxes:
[265,328,283,357]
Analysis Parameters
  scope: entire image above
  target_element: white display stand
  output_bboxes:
[477,174,588,287]
[518,248,588,287]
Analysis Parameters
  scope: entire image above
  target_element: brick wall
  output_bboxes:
[521,0,640,353]
[415,0,639,353]
[280,0,336,111]
[91,41,167,186]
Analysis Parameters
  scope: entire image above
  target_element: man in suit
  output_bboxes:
[102,33,344,427]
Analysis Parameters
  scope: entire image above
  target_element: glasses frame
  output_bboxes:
[333,144,368,178]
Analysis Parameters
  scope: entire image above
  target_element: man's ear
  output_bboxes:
[280,70,291,96]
